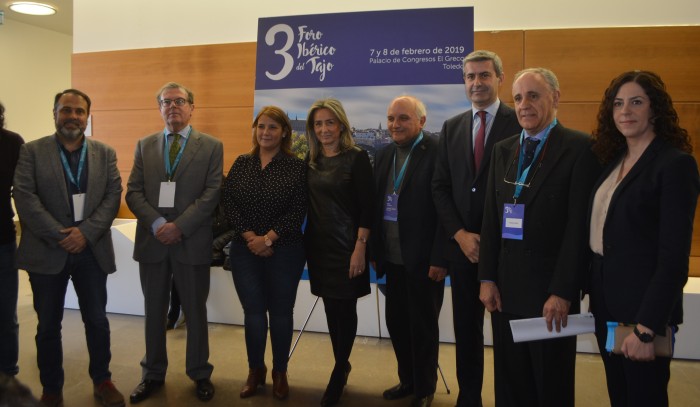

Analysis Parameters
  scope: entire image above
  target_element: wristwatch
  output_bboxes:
[634,326,655,343]
[264,234,273,247]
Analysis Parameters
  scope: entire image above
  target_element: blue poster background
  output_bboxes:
[255,8,474,89]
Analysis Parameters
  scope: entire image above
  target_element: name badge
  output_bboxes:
[502,203,524,240]
[383,193,399,222]
[72,193,86,222]
[159,182,176,208]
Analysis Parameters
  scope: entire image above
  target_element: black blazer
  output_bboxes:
[432,103,521,263]
[371,135,446,278]
[588,137,699,334]
[478,123,602,317]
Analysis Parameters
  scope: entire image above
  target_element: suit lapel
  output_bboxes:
[517,123,567,205]
[46,137,71,206]
[152,133,168,181]
[375,143,394,196]
[401,137,428,191]
[606,137,663,221]
[173,129,201,180]
[85,139,100,214]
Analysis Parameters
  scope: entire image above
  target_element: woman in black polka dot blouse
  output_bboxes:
[221,106,307,401]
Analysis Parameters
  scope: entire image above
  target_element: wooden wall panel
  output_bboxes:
[523,27,700,103]
[72,26,700,274]
[474,30,524,102]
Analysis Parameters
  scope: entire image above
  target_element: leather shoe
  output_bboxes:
[410,394,434,407]
[240,365,267,398]
[382,382,414,400]
[320,362,351,407]
[272,370,289,400]
[195,378,215,401]
[129,379,163,404]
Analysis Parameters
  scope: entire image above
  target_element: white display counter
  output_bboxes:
[65,220,700,360]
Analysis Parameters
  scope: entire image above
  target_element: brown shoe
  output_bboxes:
[272,370,289,400]
[40,393,63,407]
[240,365,267,398]
[94,380,125,407]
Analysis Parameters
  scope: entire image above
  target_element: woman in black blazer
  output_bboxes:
[589,70,699,407]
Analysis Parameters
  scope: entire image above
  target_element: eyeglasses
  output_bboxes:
[159,98,188,107]
[502,138,550,188]
[503,157,543,188]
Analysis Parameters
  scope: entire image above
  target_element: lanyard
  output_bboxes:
[164,127,191,181]
[58,138,87,193]
[513,119,557,199]
[392,132,423,193]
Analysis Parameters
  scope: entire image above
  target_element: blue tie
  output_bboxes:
[522,138,540,169]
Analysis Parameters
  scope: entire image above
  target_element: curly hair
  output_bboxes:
[592,70,692,165]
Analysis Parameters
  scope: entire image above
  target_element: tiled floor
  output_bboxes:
[13,271,700,406]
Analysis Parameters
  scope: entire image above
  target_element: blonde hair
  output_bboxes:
[305,98,354,166]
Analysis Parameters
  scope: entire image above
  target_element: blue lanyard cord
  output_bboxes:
[513,119,557,199]
[58,139,87,193]
[164,127,192,180]
[392,132,424,193]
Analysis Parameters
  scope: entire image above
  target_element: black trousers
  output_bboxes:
[491,311,576,407]
[384,262,444,398]
[449,261,485,407]
[590,255,671,407]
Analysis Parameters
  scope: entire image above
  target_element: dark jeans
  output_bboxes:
[230,243,305,372]
[0,242,19,376]
[28,247,112,393]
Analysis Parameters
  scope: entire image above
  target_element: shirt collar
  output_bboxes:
[472,99,501,120]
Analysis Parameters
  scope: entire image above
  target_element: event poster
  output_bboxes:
[254,7,474,159]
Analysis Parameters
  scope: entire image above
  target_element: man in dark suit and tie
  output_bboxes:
[432,50,521,407]
[126,82,223,403]
[478,68,601,406]
[13,89,125,407]
[371,96,446,407]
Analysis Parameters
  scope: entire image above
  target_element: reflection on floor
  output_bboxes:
[14,272,700,406]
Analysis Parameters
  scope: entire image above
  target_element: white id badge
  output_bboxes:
[72,193,86,222]
[159,182,176,208]
[383,193,399,221]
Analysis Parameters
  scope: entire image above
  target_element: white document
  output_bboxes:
[509,312,595,343]
[72,193,86,222]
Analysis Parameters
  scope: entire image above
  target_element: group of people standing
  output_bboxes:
[0,48,697,407]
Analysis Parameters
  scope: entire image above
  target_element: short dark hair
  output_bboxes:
[0,101,5,128]
[54,89,92,115]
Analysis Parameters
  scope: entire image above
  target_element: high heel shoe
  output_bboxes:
[320,362,351,406]
[272,370,289,400]
[240,365,267,398]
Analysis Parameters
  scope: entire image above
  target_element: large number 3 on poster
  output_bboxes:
[265,24,295,81]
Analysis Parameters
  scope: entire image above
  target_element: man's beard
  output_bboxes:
[57,125,84,140]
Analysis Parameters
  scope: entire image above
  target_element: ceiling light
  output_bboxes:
[8,2,57,16]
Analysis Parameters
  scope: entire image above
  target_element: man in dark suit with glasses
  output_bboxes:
[478,68,601,407]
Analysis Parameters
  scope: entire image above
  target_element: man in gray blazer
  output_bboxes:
[13,89,125,407]
[126,82,223,403]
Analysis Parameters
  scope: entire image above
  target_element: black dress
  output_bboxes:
[306,146,374,299]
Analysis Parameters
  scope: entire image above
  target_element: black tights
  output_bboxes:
[322,297,357,371]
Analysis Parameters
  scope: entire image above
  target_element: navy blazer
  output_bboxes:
[588,137,699,334]
[432,103,521,264]
[371,135,446,278]
[479,123,602,317]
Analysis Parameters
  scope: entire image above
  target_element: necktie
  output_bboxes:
[522,137,541,169]
[473,110,487,170]
[169,133,181,167]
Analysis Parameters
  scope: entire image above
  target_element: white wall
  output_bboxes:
[74,0,699,53]
[0,18,72,142]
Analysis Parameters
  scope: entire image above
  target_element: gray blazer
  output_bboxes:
[125,129,223,266]
[13,135,122,274]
